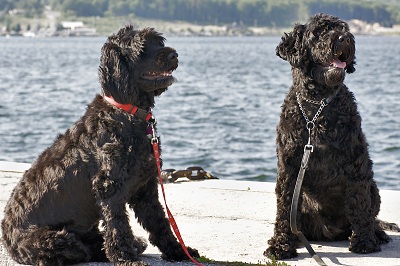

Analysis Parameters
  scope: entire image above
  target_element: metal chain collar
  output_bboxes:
[302,97,323,105]
[296,92,328,131]
[296,92,330,147]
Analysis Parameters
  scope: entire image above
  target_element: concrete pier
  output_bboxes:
[0,161,399,266]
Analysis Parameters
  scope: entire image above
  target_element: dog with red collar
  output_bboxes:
[2,25,199,266]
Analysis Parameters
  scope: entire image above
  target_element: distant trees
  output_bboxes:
[60,0,108,17]
[1,0,399,27]
[308,1,394,27]
[0,0,43,17]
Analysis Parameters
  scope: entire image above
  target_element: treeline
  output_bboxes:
[1,0,400,27]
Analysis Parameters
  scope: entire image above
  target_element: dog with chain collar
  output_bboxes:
[264,13,400,260]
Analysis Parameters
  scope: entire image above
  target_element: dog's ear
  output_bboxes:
[346,44,356,73]
[276,24,306,67]
[113,26,144,61]
[98,42,130,103]
[343,31,356,74]
[346,60,356,74]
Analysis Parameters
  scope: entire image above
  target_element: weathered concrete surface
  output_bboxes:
[0,161,399,266]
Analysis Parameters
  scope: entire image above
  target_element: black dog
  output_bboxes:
[264,13,399,260]
[2,25,199,265]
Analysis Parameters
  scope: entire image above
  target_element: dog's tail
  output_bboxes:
[377,219,400,232]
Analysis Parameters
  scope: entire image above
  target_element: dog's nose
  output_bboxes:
[338,35,350,44]
[168,51,178,60]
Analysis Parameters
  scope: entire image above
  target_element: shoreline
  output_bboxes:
[2,17,400,38]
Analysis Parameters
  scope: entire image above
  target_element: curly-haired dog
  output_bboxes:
[264,13,400,260]
[1,25,199,265]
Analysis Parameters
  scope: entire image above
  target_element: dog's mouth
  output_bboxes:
[142,70,174,81]
[330,59,346,69]
[329,50,347,69]
[139,67,177,93]
[328,39,355,71]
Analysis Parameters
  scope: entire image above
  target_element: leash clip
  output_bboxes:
[147,121,158,144]
[304,144,314,153]
[150,123,158,144]
[306,122,314,146]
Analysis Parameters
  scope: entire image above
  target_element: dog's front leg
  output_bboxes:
[128,179,200,261]
[265,156,300,259]
[92,172,147,265]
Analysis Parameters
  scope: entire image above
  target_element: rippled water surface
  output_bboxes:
[0,35,399,190]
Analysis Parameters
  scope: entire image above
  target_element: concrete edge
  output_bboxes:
[0,161,31,173]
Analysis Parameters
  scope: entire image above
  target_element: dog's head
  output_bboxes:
[99,25,178,106]
[276,13,356,87]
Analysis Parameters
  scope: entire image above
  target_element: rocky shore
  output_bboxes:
[2,16,400,38]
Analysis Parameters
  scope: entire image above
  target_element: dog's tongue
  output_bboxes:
[331,59,346,69]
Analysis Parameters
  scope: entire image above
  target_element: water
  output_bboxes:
[0,35,399,190]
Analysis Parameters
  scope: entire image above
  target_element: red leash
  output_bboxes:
[150,124,203,266]
[103,95,202,265]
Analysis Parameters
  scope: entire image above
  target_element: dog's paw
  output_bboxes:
[186,246,200,259]
[115,261,148,266]
[161,246,200,261]
[264,237,297,260]
[264,246,297,260]
[264,238,298,260]
[375,229,391,244]
[35,258,61,266]
[349,236,381,254]
[133,236,148,255]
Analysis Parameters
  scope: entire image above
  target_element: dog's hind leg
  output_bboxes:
[129,180,200,261]
[346,180,384,253]
[301,210,352,241]
[370,182,394,244]
[3,226,91,265]
[76,226,108,262]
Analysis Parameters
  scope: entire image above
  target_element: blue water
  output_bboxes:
[0,35,399,190]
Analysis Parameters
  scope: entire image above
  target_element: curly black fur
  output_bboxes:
[1,25,199,265]
[264,13,400,260]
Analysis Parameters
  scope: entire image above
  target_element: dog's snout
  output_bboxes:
[168,51,178,60]
[338,35,350,44]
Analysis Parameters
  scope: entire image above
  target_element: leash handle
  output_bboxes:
[151,133,203,266]
[290,145,328,266]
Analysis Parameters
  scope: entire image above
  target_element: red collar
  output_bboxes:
[103,95,153,122]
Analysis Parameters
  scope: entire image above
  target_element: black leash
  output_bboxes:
[290,144,327,266]
[290,92,332,266]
